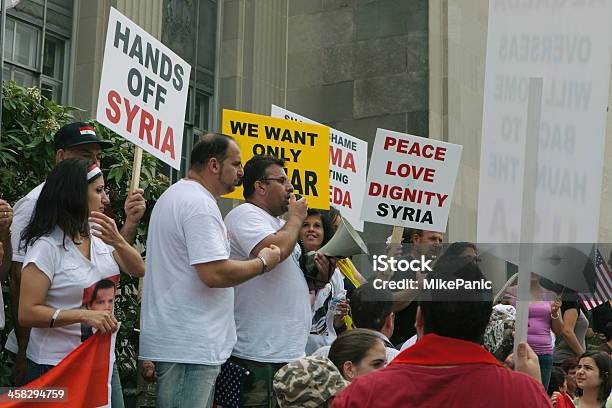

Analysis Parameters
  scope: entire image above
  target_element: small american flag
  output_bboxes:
[578,249,612,311]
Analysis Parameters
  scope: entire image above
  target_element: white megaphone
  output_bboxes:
[302,216,369,275]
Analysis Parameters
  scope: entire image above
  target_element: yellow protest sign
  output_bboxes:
[222,109,330,209]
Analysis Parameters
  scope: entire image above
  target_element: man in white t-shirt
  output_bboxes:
[6,122,146,397]
[139,134,282,408]
[224,155,310,407]
[0,199,13,330]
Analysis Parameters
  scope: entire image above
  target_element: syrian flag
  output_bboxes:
[0,331,116,407]
[79,126,96,136]
[578,249,612,311]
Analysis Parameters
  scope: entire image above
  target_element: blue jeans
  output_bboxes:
[538,354,553,391]
[155,362,221,408]
[26,359,123,407]
[111,362,124,408]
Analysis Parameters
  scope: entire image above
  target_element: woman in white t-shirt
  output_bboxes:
[301,209,349,355]
[19,159,144,383]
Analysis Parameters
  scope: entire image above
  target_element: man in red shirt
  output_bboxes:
[332,258,552,407]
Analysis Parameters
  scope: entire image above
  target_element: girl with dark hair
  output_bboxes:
[328,329,386,382]
[300,209,349,355]
[18,159,144,383]
[574,351,611,408]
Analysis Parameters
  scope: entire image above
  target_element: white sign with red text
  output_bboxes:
[271,105,367,231]
[361,129,462,232]
[96,7,191,169]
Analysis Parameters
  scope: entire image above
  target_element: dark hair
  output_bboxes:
[242,155,285,199]
[402,228,422,243]
[304,209,335,248]
[350,284,393,332]
[418,261,493,343]
[88,279,116,307]
[605,322,612,342]
[328,329,384,376]
[190,132,235,169]
[548,366,567,396]
[325,206,342,228]
[576,351,611,402]
[438,242,476,259]
[21,159,94,250]
[561,356,580,373]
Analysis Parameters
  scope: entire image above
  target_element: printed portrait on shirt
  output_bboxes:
[80,275,119,342]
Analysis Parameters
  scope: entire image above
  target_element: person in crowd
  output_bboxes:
[326,206,366,299]
[573,351,611,408]
[0,199,13,330]
[223,155,310,407]
[301,209,349,355]
[273,356,348,408]
[599,322,612,355]
[332,259,552,407]
[379,228,444,346]
[7,122,146,398]
[139,134,281,408]
[18,159,144,386]
[554,288,589,365]
[549,366,576,408]
[313,283,399,363]
[562,357,581,399]
[327,329,387,382]
[507,273,563,389]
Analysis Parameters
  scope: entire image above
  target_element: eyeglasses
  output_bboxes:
[261,176,290,186]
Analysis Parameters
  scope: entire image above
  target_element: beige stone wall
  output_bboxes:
[71,0,163,119]
[430,0,612,245]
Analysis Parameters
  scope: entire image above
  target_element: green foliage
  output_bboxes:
[0,82,169,389]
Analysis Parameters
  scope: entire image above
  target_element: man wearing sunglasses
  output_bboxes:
[224,154,310,407]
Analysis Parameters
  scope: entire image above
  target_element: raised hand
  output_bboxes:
[89,211,125,248]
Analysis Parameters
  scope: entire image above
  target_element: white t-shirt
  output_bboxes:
[139,179,235,365]
[11,183,44,263]
[5,183,43,348]
[224,203,311,363]
[23,227,119,365]
[306,269,345,355]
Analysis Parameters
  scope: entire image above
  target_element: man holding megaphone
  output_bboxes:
[224,155,311,407]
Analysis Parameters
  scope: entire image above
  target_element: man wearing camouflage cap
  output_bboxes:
[273,356,348,408]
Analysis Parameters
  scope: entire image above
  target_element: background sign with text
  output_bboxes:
[270,105,367,231]
[362,129,462,232]
[222,109,330,209]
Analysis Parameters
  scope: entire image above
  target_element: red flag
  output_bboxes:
[0,332,113,407]
[578,249,612,311]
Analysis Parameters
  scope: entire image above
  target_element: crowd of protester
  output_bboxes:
[0,124,610,407]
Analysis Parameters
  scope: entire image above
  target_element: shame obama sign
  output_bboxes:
[96,7,191,170]
[361,129,462,232]
[222,109,330,209]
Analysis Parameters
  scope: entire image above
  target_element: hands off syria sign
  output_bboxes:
[97,7,191,169]
[361,129,462,232]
